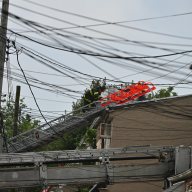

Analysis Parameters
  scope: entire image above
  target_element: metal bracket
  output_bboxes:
[99,155,110,165]
[99,155,112,185]
[39,164,48,187]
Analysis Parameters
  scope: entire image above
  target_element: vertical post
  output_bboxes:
[0,0,9,153]
[13,86,21,137]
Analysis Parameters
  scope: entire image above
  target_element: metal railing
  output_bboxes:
[7,104,105,153]
[0,145,174,165]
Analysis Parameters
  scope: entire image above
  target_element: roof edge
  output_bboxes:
[108,94,192,110]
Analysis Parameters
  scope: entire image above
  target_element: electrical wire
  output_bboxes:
[13,0,192,42]
[23,0,192,25]
[13,44,63,136]
[5,13,192,60]
[14,42,192,86]
[6,12,192,83]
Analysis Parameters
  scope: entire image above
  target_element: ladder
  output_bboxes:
[7,106,106,153]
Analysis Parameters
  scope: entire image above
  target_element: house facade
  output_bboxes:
[97,95,192,192]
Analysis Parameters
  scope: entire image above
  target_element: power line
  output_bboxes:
[5,66,94,81]
[9,17,192,49]
[3,68,83,97]
[2,13,191,92]
[7,41,192,87]
[21,45,192,85]
[13,46,69,137]
[7,30,189,84]
[23,0,192,24]
[5,11,192,74]
[11,1,192,42]
[3,74,81,98]
[147,58,192,82]
[9,30,192,59]
[173,71,192,88]
[7,12,189,55]
[14,95,73,103]
[15,0,192,42]
[5,9,192,61]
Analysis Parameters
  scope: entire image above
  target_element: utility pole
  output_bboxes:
[0,0,9,153]
[13,86,21,137]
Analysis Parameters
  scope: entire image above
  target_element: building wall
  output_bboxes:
[98,95,192,192]
[110,96,192,148]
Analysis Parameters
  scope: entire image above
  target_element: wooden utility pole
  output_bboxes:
[13,86,21,137]
[0,0,9,153]
[0,0,9,104]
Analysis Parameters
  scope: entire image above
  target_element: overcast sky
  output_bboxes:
[1,0,192,122]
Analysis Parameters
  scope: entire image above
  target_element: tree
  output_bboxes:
[147,86,177,99]
[2,96,40,138]
[70,79,106,149]
[83,128,97,148]
[37,79,106,152]
[72,79,106,112]
[38,127,88,151]
[1,96,41,191]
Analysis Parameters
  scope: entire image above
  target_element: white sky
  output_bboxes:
[1,0,192,122]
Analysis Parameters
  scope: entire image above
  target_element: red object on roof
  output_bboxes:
[99,81,156,107]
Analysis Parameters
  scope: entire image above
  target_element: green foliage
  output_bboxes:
[37,79,106,151]
[72,99,84,114]
[147,86,178,99]
[78,187,90,192]
[2,96,40,138]
[83,128,97,149]
[38,126,88,151]
[71,79,106,149]
[72,79,106,112]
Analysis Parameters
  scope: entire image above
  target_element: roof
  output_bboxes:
[109,94,192,110]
